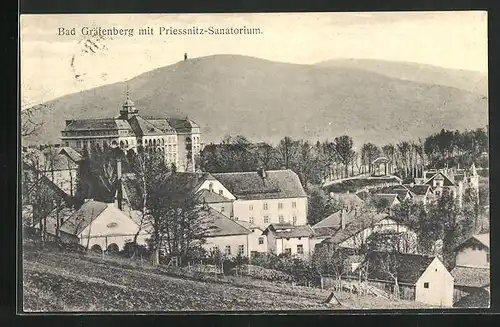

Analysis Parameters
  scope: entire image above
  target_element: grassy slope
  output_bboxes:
[25,55,488,146]
[22,249,432,312]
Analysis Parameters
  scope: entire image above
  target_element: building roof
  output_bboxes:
[59,200,108,235]
[195,189,233,204]
[63,118,120,131]
[372,157,390,164]
[329,193,364,208]
[370,193,399,206]
[145,118,177,134]
[128,115,165,136]
[455,233,490,251]
[322,211,392,245]
[403,184,432,196]
[166,118,199,133]
[453,288,490,308]
[423,171,456,187]
[235,220,262,231]
[359,251,437,285]
[212,170,307,200]
[201,208,251,237]
[58,147,83,162]
[263,223,315,239]
[451,266,490,288]
[312,208,359,237]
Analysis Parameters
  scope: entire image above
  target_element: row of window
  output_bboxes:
[249,201,297,211]
[247,215,297,225]
[214,245,245,256]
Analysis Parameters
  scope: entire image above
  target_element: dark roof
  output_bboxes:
[234,220,262,231]
[451,266,490,288]
[195,189,233,204]
[128,115,165,136]
[322,211,391,245]
[312,208,359,235]
[403,184,431,196]
[120,173,143,211]
[146,118,177,134]
[263,223,314,239]
[165,172,214,196]
[60,200,108,235]
[455,233,490,252]
[201,208,251,237]
[212,170,306,200]
[167,118,199,133]
[375,187,411,201]
[58,147,83,162]
[370,193,399,206]
[360,251,437,285]
[424,171,456,186]
[63,118,119,131]
[329,193,364,207]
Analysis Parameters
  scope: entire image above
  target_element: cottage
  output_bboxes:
[263,223,315,256]
[402,184,434,204]
[353,251,454,307]
[321,210,417,253]
[60,199,149,252]
[236,220,268,254]
[450,233,490,307]
[200,207,253,257]
[311,207,358,247]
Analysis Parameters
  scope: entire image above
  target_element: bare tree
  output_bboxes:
[334,135,355,178]
[276,136,299,169]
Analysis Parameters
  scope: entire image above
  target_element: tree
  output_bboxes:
[361,143,381,174]
[334,135,355,178]
[21,104,47,138]
[306,185,340,225]
[276,136,299,169]
[311,245,349,290]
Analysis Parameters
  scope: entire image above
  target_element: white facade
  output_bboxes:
[78,204,149,251]
[232,197,308,230]
[415,257,454,307]
[197,180,236,200]
[203,234,250,257]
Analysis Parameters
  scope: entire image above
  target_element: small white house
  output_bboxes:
[356,251,454,307]
[60,199,149,252]
[262,223,315,256]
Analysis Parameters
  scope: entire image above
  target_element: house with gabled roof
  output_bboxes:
[212,168,308,230]
[451,233,490,307]
[200,207,253,257]
[351,251,454,307]
[402,184,434,204]
[57,199,149,252]
[262,223,315,256]
[320,210,417,253]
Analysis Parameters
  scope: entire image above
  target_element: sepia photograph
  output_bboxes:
[20,12,489,312]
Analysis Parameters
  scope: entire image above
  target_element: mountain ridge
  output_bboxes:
[23,54,488,147]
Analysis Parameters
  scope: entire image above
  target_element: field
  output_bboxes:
[22,247,434,312]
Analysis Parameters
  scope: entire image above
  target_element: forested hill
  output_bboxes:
[24,55,488,146]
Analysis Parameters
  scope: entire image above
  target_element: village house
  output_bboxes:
[351,251,454,307]
[320,209,417,253]
[415,164,479,208]
[236,220,268,255]
[200,207,253,257]
[195,188,234,218]
[60,92,202,172]
[262,223,315,256]
[212,168,308,230]
[58,199,149,252]
[450,233,490,307]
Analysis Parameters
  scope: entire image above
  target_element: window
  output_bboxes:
[209,183,214,192]
[284,248,291,255]
[221,206,225,213]
[249,217,254,223]
[297,244,304,254]
[249,204,254,211]
[213,246,219,253]
[238,245,245,256]
[219,189,224,196]
[76,140,82,148]
[264,216,269,224]
[278,202,283,210]
[225,246,231,256]
[292,216,297,225]
[292,201,297,208]
[263,203,268,210]
[258,237,264,245]
[487,253,490,263]
[64,141,69,146]
[424,282,429,289]
[279,215,284,223]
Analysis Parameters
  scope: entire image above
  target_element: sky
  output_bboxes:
[20,12,488,108]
